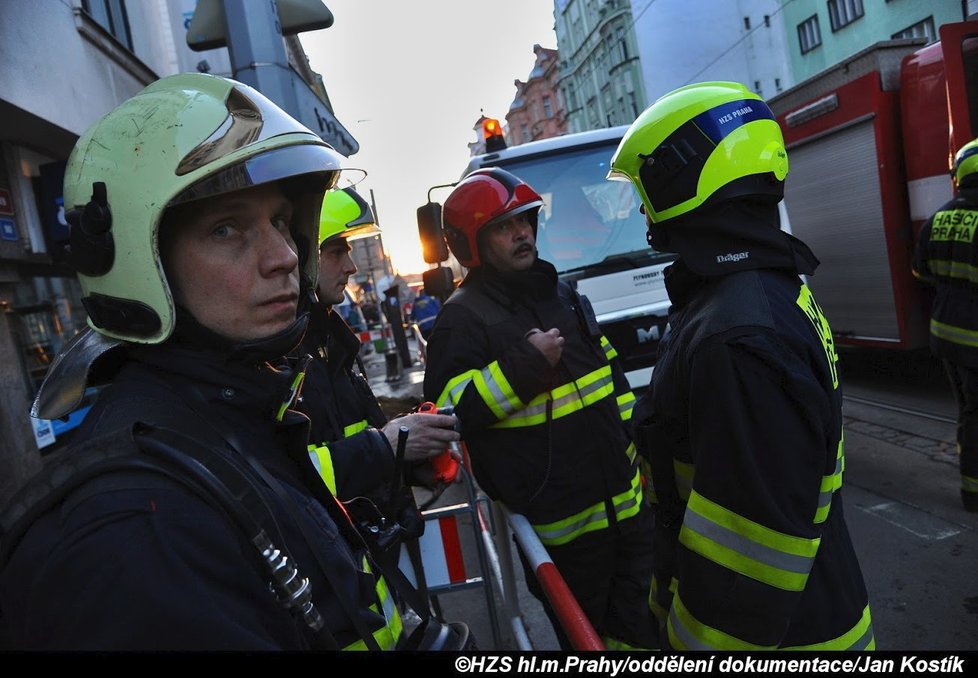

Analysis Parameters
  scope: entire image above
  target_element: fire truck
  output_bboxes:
[767,20,978,350]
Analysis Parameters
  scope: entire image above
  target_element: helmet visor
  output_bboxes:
[169,144,341,207]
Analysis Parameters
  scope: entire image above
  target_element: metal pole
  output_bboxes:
[220,0,299,115]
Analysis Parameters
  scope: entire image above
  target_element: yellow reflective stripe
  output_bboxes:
[344,420,369,437]
[785,605,875,651]
[674,460,694,501]
[603,636,654,651]
[814,435,844,524]
[436,362,523,420]
[625,441,636,465]
[277,369,307,422]
[307,443,337,495]
[680,491,820,592]
[796,284,838,389]
[600,335,619,360]
[492,365,614,428]
[930,318,978,348]
[532,470,642,546]
[962,475,978,493]
[669,596,874,651]
[668,591,773,650]
[437,369,479,407]
[928,259,978,284]
[617,391,636,421]
[344,562,403,651]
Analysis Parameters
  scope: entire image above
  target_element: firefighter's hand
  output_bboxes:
[383,413,460,462]
[526,327,564,367]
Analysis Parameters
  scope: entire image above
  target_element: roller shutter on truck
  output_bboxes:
[783,120,901,343]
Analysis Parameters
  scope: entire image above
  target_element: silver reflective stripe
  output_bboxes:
[479,366,521,416]
[536,506,609,543]
[683,510,814,577]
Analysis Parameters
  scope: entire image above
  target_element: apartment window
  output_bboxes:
[521,124,531,143]
[827,0,864,32]
[754,80,762,96]
[775,77,783,93]
[764,15,770,28]
[892,16,937,44]
[82,0,132,50]
[798,15,822,54]
[744,17,751,30]
[543,96,554,119]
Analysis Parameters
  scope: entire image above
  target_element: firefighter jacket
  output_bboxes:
[0,333,400,650]
[422,259,642,545]
[298,302,394,499]
[633,261,874,650]
[912,189,978,368]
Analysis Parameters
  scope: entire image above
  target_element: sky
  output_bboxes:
[299,1,558,275]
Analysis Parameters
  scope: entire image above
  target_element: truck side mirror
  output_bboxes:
[417,202,449,263]
[423,266,455,300]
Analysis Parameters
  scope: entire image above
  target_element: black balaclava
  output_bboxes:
[170,305,310,363]
[649,198,819,278]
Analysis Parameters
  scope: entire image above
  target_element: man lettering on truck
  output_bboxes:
[610,81,874,650]
[912,138,978,513]
[423,167,656,650]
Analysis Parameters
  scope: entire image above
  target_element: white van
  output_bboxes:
[461,126,675,390]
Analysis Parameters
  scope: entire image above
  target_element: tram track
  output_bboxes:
[842,393,957,426]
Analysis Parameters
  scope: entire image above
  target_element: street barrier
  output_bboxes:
[505,511,605,651]
[402,439,604,651]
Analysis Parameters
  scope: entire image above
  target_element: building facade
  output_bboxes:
[781,0,969,83]
[631,0,793,102]
[505,44,568,146]
[554,0,647,133]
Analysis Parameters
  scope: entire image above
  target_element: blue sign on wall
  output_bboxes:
[0,217,17,241]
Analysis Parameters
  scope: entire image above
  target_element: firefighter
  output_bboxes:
[297,185,459,500]
[423,167,656,650]
[912,137,978,513]
[608,81,874,650]
[0,74,405,650]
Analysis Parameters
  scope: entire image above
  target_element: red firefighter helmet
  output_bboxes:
[442,167,543,268]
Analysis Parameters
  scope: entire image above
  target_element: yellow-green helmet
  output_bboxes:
[608,81,788,224]
[64,73,343,344]
[318,186,381,246]
[953,138,978,189]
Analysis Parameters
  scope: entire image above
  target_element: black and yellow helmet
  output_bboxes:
[953,138,978,189]
[608,81,788,224]
[318,186,381,246]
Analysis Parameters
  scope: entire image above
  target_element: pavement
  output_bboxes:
[359,339,561,651]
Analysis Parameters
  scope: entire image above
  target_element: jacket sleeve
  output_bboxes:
[911,217,936,285]
[308,428,394,499]
[422,303,555,434]
[666,329,833,650]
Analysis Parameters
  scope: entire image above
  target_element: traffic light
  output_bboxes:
[483,117,507,153]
